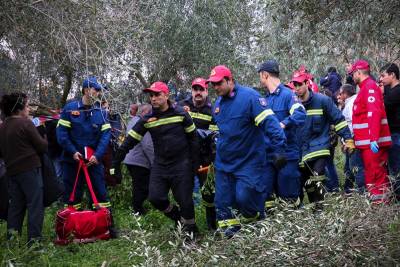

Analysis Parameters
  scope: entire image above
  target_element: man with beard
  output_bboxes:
[111,82,200,237]
[179,77,217,230]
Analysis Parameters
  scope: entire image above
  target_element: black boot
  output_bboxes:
[182,223,199,241]
[108,208,119,239]
[164,205,181,224]
[205,207,217,230]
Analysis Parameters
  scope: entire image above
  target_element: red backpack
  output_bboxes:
[55,159,111,245]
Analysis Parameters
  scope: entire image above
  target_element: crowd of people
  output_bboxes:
[0,59,399,244]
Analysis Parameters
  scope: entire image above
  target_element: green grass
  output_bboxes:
[1,155,400,266]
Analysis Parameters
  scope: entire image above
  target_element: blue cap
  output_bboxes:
[82,76,102,91]
[257,60,280,74]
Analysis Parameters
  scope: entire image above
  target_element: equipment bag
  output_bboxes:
[55,159,111,245]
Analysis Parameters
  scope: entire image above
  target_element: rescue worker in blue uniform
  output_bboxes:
[111,82,200,236]
[292,72,354,208]
[56,76,117,237]
[178,77,217,230]
[257,60,306,209]
[207,65,287,238]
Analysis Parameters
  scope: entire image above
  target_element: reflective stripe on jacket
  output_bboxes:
[56,100,111,161]
[299,90,351,163]
[265,84,306,160]
[352,77,392,149]
[213,83,286,172]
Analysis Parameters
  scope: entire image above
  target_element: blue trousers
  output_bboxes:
[62,161,109,207]
[349,149,365,192]
[215,167,266,224]
[265,160,301,200]
[389,133,400,198]
[344,150,365,193]
[325,154,339,192]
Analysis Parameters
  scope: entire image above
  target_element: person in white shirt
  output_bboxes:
[340,84,365,193]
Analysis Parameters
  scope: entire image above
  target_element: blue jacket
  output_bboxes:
[213,83,286,172]
[320,72,342,95]
[265,84,306,160]
[56,100,111,162]
[298,90,351,163]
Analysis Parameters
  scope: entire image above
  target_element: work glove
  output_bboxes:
[272,153,287,170]
[343,139,355,154]
[370,141,379,153]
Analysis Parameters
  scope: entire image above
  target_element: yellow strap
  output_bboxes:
[93,202,111,208]
[144,116,184,128]
[302,149,330,162]
[57,119,71,128]
[128,130,143,141]
[265,200,275,208]
[208,124,219,131]
[334,121,347,132]
[218,218,240,228]
[306,109,323,115]
[289,103,304,115]
[101,123,111,131]
[254,109,274,126]
[184,123,196,133]
[241,212,260,224]
[189,112,212,121]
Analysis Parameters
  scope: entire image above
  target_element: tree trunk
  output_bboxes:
[60,66,73,107]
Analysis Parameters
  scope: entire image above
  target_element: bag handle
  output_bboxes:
[68,159,100,209]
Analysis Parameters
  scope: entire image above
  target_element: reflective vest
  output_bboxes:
[56,100,111,162]
[352,77,392,149]
[178,97,218,131]
[298,90,351,163]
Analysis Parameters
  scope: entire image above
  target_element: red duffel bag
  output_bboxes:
[55,159,111,245]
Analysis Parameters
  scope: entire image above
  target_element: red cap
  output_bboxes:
[285,82,295,91]
[207,65,232,83]
[348,60,370,74]
[291,72,309,83]
[191,77,208,89]
[144,81,169,94]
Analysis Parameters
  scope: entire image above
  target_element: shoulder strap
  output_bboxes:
[68,159,100,208]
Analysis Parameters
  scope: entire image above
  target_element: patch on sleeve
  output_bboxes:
[368,96,375,103]
[214,107,220,114]
[71,110,80,116]
[368,89,375,94]
[259,97,267,107]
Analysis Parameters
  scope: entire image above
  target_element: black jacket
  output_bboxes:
[384,84,400,133]
[114,104,199,168]
[178,97,218,131]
